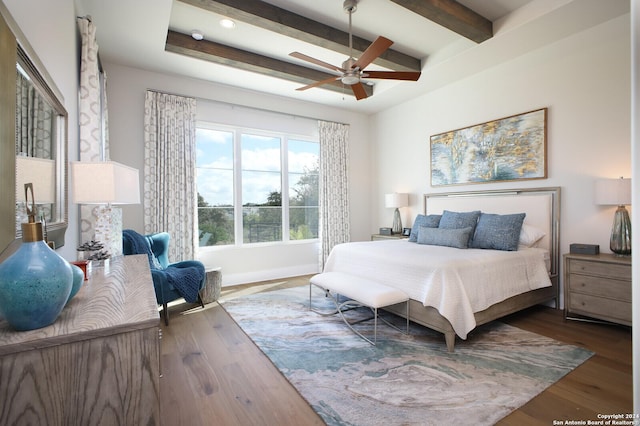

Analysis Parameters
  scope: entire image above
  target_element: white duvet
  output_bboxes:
[323,239,552,339]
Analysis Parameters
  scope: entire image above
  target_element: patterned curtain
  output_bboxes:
[15,73,54,158]
[143,90,198,262]
[318,120,350,268]
[77,17,108,244]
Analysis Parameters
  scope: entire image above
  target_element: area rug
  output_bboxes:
[221,285,593,426]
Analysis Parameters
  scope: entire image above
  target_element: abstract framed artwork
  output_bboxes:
[430,108,547,186]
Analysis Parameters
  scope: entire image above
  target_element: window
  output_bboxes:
[196,124,319,246]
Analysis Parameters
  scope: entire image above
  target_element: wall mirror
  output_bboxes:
[14,45,68,248]
[0,7,68,256]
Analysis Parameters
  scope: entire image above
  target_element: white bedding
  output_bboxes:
[323,239,552,339]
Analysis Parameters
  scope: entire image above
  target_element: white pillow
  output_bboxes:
[518,224,546,248]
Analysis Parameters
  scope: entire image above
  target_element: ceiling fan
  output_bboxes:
[289,0,421,100]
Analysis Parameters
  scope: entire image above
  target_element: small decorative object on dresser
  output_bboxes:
[379,227,392,236]
[0,184,73,331]
[569,243,599,255]
[563,253,631,326]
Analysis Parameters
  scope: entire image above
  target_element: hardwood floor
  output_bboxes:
[158,276,632,426]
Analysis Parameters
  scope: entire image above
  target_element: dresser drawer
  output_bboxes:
[567,273,630,301]
[568,292,632,326]
[567,259,631,281]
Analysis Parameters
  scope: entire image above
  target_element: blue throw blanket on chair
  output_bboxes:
[122,229,204,303]
[163,265,204,303]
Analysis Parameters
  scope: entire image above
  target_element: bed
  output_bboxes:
[322,187,560,351]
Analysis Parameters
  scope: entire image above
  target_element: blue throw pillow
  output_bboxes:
[417,226,473,249]
[469,213,526,251]
[438,210,481,246]
[408,214,441,242]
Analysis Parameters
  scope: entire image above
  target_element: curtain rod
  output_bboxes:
[146,88,349,126]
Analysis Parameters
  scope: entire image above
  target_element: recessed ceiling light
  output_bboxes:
[220,18,236,29]
[191,30,204,40]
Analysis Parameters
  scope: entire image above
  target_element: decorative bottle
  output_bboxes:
[0,184,72,331]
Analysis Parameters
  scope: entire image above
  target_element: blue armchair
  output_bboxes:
[122,230,206,325]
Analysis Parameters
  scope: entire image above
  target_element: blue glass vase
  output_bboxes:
[0,221,73,331]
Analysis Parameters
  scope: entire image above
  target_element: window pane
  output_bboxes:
[289,206,318,240]
[196,128,234,246]
[241,135,282,244]
[288,139,319,240]
[241,134,280,172]
[198,206,234,246]
[242,170,281,206]
[243,206,282,243]
[196,128,233,169]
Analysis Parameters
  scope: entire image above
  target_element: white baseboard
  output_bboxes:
[221,263,320,287]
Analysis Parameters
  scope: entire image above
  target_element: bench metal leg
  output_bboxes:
[309,282,409,346]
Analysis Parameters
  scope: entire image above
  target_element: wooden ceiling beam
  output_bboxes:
[390,0,493,43]
[165,30,373,98]
[178,0,422,72]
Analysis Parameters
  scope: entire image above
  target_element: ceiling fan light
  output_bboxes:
[341,75,360,85]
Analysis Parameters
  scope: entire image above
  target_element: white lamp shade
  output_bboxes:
[385,193,408,209]
[16,156,56,204]
[594,178,631,206]
[71,161,140,205]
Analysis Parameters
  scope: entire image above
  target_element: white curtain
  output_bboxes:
[318,120,350,268]
[143,90,198,261]
[77,17,108,244]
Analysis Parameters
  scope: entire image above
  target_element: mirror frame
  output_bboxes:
[0,5,68,256]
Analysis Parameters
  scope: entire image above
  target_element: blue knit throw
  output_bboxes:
[164,264,204,303]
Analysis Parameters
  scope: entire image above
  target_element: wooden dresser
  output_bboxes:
[563,253,631,326]
[0,254,161,425]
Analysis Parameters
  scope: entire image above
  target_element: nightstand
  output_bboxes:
[371,234,407,241]
[563,253,631,326]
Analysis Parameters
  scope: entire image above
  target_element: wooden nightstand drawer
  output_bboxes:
[567,274,630,300]
[568,259,631,281]
[568,292,632,326]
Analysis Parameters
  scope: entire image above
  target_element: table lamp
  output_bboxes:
[595,177,631,256]
[71,161,140,257]
[385,193,408,234]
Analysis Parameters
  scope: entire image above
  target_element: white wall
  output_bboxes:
[2,0,79,261]
[104,63,372,285]
[372,14,631,267]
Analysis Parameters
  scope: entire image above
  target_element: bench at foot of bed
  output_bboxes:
[309,272,409,345]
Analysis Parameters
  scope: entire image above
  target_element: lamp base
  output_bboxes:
[610,205,631,256]
[392,208,402,234]
[93,205,123,257]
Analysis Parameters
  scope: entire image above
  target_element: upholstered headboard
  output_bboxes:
[424,187,561,278]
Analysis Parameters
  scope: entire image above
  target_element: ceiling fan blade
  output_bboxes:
[295,76,341,91]
[363,71,422,81]
[352,36,393,70]
[351,82,368,100]
[290,52,344,73]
